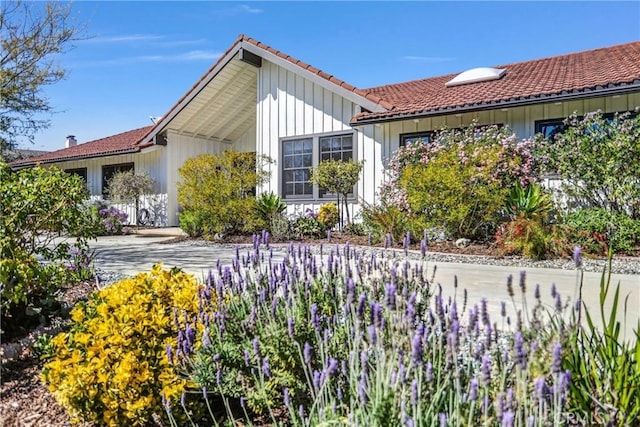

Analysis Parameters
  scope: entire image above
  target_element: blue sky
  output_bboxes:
[22,1,640,152]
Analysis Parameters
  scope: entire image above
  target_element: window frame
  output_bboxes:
[102,162,134,196]
[280,131,357,201]
[399,131,433,147]
[64,167,87,181]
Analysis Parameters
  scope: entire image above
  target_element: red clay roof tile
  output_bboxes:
[11,126,153,167]
[353,41,640,123]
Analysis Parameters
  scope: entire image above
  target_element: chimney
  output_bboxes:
[65,135,77,148]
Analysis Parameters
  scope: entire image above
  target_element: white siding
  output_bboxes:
[165,131,223,226]
[256,60,378,218]
[41,148,169,225]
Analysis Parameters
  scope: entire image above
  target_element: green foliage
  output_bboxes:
[0,163,95,338]
[0,1,83,153]
[505,182,554,221]
[107,170,154,224]
[292,210,326,239]
[563,260,640,425]
[318,202,339,230]
[360,202,408,244]
[565,208,640,254]
[177,151,270,237]
[309,159,363,224]
[41,265,203,426]
[256,192,287,229]
[343,221,366,236]
[269,213,293,241]
[535,111,640,218]
[401,145,508,240]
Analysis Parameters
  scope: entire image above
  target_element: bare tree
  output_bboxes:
[1,1,83,155]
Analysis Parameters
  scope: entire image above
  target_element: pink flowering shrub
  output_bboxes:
[380,124,538,239]
[534,111,640,219]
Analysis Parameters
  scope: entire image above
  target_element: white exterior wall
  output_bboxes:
[44,149,169,226]
[382,93,640,155]
[165,130,223,226]
[256,60,379,219]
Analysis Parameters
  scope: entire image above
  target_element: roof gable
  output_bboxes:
[140,34,393,145]
[352,41,640,124]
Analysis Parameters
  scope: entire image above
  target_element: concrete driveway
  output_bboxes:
[88,230,640,338]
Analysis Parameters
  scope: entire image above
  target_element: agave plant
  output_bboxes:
[256,192,287,223]
[505,182,553,221]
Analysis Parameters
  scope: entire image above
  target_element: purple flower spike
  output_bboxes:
[288,317,295,338]
[385,283,397,310]
[502,411,515,427]
[165,344,173,364]
[244,349,250,366]
[439,413,447,427]
[555,292,562,312]
[303,342,312,365]
[535,283,540,300]
[481,354,491,386]
[534,377,547,400]
[262,357,271,377]
[358,373,368,404]
[519,270,527,293]
[368,325,377,346]
[411,333,423,363]
[469,378,478,401]
[283,388,291,407]
[573,245,582,268]
[552,343,562,374]
[514,331,527,369]
[411,379,418,405]
[551,283,557,298]
[426,361,433,382]
[311,303,320,330]
[253,338,261,359]
[328,358,338,376]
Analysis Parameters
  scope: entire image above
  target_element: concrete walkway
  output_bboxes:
[88,229,640,339]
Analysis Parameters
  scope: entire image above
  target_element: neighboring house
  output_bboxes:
[12,36,640,226]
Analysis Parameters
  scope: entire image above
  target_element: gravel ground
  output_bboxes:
[174,240,640,275]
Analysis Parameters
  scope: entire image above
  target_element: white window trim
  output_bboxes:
[280,130,357,202]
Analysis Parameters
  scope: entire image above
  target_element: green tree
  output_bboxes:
[107,170,155,225]
[1,1,82,156]
[535,111,640,219]
[178,151,270,237]
[309,159,363,226]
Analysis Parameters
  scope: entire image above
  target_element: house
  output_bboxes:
[12,36,640,227]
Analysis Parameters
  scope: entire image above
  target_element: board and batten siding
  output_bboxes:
[41,148,169,225]
[256,60,384,215]
[383,93,640,155]
[165,130,224,226]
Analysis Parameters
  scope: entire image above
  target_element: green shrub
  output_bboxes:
[535,111,640,219]
[177,151,270,237]
[269,213,292,241]
[292,210,325,239]
[565,208,640,254]
[41,265,203,426]
[0,163,95,339]
[401,145,508,240]
[360,202,408,244]
[562,258,640,424]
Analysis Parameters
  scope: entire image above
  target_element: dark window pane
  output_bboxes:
[295,183,304,195]
[303,154,312,166]
[284,183,293,196]
[303,183,313,195]
[283,142,293,155]
[284,156,293,168]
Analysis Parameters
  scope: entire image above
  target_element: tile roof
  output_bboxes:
[11,126,153,167]
[353,41,640,124]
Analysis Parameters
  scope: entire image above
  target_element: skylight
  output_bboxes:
[445,67,506,87]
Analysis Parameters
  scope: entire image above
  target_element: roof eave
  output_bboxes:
[10,147,141,170]
[350,83,640,126]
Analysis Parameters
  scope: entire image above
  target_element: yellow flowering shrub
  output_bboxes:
[318,202,339,229]
[41,264,203,426]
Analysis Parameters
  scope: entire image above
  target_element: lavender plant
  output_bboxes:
[167,236,590,426]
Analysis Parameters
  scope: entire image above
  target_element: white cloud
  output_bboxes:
[70,50,222,68]
[402,55,456,63]
[238,4,263,14]
[87,34,165,43]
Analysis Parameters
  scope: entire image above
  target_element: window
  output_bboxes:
[281,133,355,200]
[535,119,566,140]
[400,132,433,147]
[102,163,134,196]
[65,168,87,181]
